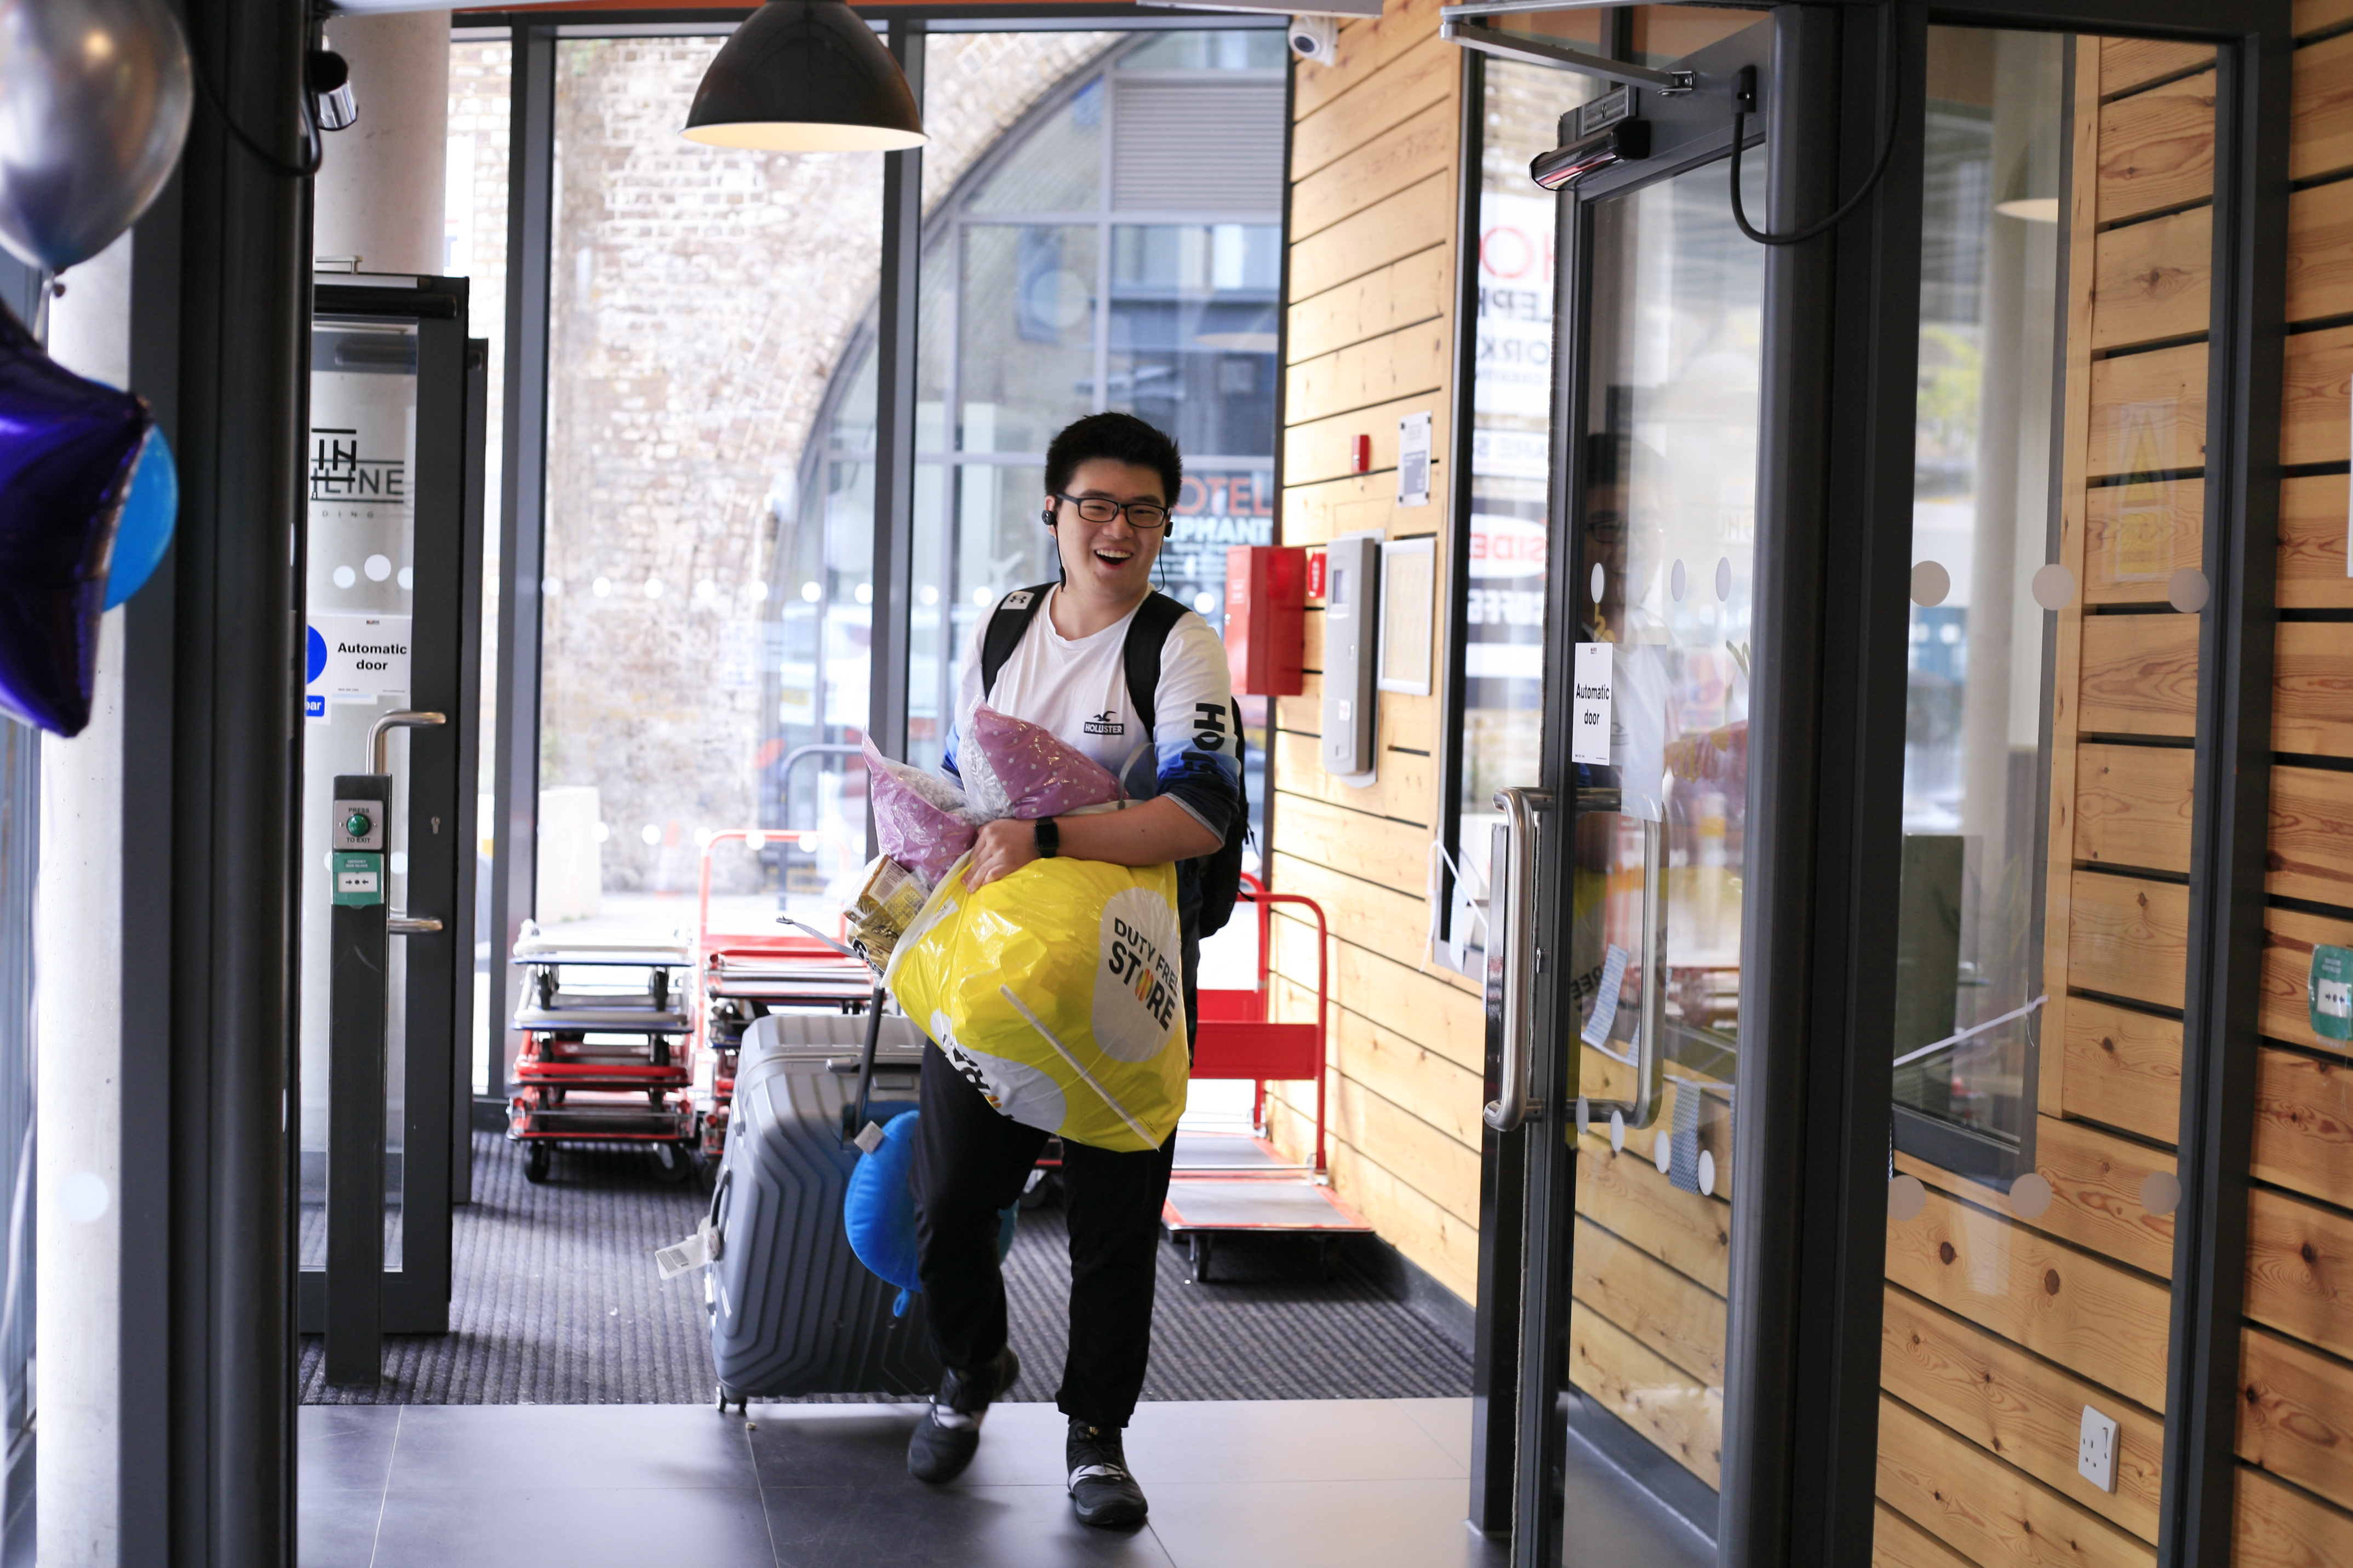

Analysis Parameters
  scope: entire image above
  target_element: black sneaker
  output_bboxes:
[906,1346,1020,1484]
[1066,1417,1149,1529]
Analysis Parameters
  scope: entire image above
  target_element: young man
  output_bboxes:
[908,412,1239,1529]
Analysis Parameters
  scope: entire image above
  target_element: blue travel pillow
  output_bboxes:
[843,1108,1017,1317]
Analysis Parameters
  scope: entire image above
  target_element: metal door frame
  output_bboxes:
[1468,2,2292,1564]
[298,277,481,1337]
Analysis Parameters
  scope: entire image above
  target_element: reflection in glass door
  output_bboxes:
[1875,29,2211,1563]
[1559,150,1764,1540]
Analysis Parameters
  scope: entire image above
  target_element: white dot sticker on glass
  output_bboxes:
[1715,556,1732,601]
[2141,1170,2183,1216]
[1654,1131,1673,1176]
[332,565,356,589]
[1888,1173,1926,1222]
[1589,562,1605,604]
[1697,1148,1716,1197]
[1609,1108,1625,1153]
[2168,567,2211,614]
[2008,1171,2054,1220]
[364,554,393,582]
[1910,560,1950,607]
[2030,562,2076,611]
[1670,559,1687,601]
[1576,1097,1591,1139]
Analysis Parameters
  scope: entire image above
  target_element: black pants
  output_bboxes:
[911,932,1196,1431]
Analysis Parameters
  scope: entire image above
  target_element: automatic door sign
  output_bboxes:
[2312,944,2353,1044]
[1572,641,1613,767]
[306,612,412,720]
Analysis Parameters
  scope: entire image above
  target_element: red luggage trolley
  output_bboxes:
[507,926,699,1183]
[1163,874,1370,1282]
[691,829,878,1168]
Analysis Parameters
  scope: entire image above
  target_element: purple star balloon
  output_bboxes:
[0,302,149,735]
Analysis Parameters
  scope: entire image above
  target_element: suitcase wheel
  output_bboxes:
[523,1142,552,1184]
[716,1382,748,1416]
[651,1142,694,1184]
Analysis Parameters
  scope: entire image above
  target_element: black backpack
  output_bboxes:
[979,585,1250,938]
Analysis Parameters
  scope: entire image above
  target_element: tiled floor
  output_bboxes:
[301,1398,1525,1568]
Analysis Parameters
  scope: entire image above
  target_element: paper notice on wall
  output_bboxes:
[306,613,411,720]
[1572,641,1612,766]
[1398,411,1432,508]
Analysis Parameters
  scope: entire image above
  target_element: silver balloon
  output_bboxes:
[0,0,193,273]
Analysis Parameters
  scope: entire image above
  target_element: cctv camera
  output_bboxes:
[1289,15,1338,66]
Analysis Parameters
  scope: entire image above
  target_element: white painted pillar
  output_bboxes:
[316,13,453,276]
[36,233,134,1568]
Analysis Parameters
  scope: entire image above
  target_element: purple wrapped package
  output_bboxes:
[963,704,1123,821]
[862,736,982,887]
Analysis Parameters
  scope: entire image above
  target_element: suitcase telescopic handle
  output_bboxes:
[847,984,889,1146]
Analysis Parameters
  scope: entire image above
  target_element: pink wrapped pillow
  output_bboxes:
[963,704,1124,820]
[862,736,982,887]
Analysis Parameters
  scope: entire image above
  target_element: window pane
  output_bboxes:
[1447,58,1592,963]
[542,39,883,934]
[967,76,1105,214]
[1118,28,1287,70]
[1893,28,2068,1153]
[1108,223,1278,458]
[958,223,1099,453]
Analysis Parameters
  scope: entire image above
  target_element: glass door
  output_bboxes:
[1476,13,1773,1564]
[1474,15,2231,1566]
[299,279,486,1353]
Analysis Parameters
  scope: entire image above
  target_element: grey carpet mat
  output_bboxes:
[298,1132,1470,1406]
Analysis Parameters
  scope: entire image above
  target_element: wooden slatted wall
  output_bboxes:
[2233,3,2353,1561]
[1874,35,2219,1568]
[1265,0,1486,1305]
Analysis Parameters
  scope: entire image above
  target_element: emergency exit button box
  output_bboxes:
[333,851,385,908]
[1224,545,1306,696]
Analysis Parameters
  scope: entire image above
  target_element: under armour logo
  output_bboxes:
[1002,590,1035,610]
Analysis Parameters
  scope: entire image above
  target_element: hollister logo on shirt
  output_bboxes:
[1084,710,1126,735]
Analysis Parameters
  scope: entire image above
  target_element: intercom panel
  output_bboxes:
[1320,531,1381,776]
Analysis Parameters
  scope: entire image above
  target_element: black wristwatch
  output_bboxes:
[1034,817,1061,858]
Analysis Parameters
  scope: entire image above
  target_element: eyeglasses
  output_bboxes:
[1054,493,1172,531]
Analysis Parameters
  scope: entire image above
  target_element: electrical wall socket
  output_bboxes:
[2077,1405,2119,1492]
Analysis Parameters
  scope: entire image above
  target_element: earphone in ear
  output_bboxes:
[1040,508,1056,528]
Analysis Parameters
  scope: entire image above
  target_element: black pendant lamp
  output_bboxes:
[684,0,925,152]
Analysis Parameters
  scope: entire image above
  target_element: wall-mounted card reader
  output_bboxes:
[1321,531,1382,777]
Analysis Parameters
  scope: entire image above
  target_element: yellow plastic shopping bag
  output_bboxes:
[884,852,1189,1152]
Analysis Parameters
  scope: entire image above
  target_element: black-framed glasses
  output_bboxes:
[1053,493,1172,530]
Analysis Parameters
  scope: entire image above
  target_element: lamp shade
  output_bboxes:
[684,0,924,152]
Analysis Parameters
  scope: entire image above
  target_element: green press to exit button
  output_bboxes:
[333,851,384,908]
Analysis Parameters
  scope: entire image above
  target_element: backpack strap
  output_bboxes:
[979,584,1055,701]
[1119,591,1188,738]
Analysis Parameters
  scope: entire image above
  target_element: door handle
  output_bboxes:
[367,711,448,940]
[1580,812,1667,1130]
[367,709,446,774]
[1484,786,1554,1133]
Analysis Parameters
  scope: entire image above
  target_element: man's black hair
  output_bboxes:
[1045,412,1183,507]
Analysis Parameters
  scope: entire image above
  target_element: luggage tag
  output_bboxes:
[854,1120,888,1154]
[655,1215,724,1280]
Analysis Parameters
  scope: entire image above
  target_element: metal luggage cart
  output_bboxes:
[691,829,880,1168]
[1162,875,1371,1282]
[507,926,698,1184]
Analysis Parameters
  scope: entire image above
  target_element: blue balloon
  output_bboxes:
[0,302,147,735]
[102,425,174,610]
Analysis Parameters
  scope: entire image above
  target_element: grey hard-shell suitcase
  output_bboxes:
[706,1009,941,1408]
